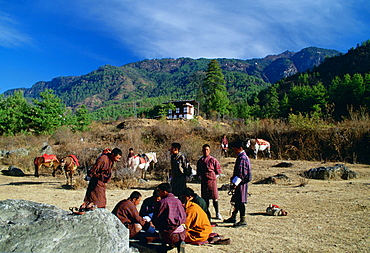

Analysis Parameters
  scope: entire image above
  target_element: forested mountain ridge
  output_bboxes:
[4,46,340,113]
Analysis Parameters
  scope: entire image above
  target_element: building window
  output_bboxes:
[176,108,180,113]
[183,106,188,113]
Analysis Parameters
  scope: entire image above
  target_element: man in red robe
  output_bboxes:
[84,148,122,208]
[197,144,222,220]
[152,183,186,253]
[112,191,152,238]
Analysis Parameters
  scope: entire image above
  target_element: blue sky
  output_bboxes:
[1,0,369,93]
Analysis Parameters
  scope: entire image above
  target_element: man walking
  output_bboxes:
[224,140,252,227]
[196,144,222,220]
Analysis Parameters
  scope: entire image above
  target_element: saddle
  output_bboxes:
[34,154,57,164]
[68,154,80,166]
[256,139,269,146]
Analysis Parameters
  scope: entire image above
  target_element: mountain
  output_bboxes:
[4,47,340,112]
[279,41,370,91]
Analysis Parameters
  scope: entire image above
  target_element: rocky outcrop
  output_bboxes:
[0,199,133,253]
[304,164,357,180]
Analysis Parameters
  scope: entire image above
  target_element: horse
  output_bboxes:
[128,152,157,179]
[245,138,271,159]
[34,154,60,177]
[53,155,80,186]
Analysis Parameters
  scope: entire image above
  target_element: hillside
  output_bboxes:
[4,47,339,112]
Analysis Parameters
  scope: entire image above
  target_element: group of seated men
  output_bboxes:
[112,183,216,252]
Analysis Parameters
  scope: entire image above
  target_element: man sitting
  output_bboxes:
[112,191,154,239]
[182,196,212,244]
[139,189,161,220]
[152,183,186,253]
[181,188,210,221]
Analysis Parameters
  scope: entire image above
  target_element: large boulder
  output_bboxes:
[304,164,357,180]
[0,199,133,253]
[1,166,25,176]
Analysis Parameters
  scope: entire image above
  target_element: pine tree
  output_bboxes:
[201,59,230,118]
[30,89,68,134]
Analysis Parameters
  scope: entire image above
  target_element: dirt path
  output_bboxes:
[1,159,369,252]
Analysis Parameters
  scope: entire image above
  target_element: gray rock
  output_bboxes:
[1,166,25,176]
[0,199,132,253]
[304,164,357,180]
[6,148,30,157]
[41,142,53,155]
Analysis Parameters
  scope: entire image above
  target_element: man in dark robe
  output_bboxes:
[169,143,188,197]
[224,140,252,227]
[84,148,122,208]
[139,189,161,219]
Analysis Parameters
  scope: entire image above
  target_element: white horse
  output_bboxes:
[246,138,271,159]
[128,152,157,179]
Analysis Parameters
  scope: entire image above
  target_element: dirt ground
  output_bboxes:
[1,158,369,252]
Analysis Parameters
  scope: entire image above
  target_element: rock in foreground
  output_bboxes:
[0,199,131,253]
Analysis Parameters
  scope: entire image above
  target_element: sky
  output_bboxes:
[1,0,369,93]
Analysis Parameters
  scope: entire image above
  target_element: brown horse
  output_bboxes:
[54,155,79,186]
[34,154,60,177]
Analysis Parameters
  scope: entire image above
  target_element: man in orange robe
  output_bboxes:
[183,200,212,243]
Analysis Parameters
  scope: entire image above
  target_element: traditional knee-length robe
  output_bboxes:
[184,201,212,243]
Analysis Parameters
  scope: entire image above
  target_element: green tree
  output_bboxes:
[201,59,230,118]
[30,89,68,134]
[72,105,92,132]
[0,91,32,135]
[262,84,280,118]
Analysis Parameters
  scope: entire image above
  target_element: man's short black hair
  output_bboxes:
[157,183,172,193]
[129,148,133,151]
[129,191,142,200]
[171,142,181,151]
[230,140,244,148]
[181,187,196,197]
[152,189,160,198]
[202,144,210,149]
[111,148,123,156]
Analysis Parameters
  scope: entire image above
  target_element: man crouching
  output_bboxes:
[112,191,154,239]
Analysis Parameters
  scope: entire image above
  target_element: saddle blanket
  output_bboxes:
[256,139,269,146]
[34,154,57,164]
[68,154,80,166]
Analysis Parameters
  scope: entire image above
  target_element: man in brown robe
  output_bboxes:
[197,144,222,220]
[112,191,152,238]
[84,148,122,208]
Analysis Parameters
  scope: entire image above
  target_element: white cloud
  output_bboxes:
[0,12,31,48]
[41,0,370,59]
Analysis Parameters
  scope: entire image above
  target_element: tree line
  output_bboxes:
[0,89,91,135]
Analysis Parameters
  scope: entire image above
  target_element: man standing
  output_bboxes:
[197,144,222,220]
[84,148,122,208]
[112,191,153,238]
[169,143,188,197]
[221,134,228,157]
[152,183,186,253]
[224,140,252,227]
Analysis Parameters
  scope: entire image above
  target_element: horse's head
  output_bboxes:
[245,139,251,148]
[59,158,66,167]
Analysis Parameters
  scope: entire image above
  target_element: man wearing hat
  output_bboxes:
[223,140,252,227]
